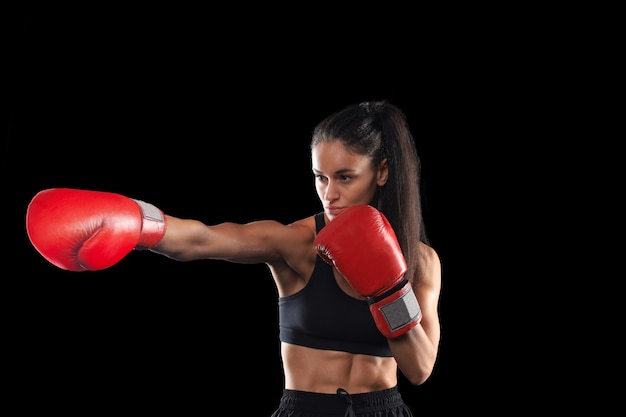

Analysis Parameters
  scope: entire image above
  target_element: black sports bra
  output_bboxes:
[277,212,392,357]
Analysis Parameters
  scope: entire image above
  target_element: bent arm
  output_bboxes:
[389,243,442,385]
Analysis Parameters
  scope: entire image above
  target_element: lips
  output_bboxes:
[326,206,344,217]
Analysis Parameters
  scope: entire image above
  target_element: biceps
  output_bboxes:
[200,221,283,263]
[157,217,286,263]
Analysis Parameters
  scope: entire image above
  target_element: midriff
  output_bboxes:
[281,342,398,394]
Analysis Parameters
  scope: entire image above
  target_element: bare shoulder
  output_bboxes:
[417,242,441,270]
[286,215,317,231]
[235,215,317,262]
[268,215,318,296]
[278,215,317,253]
[234,215,317,262]
[415,242,442,290]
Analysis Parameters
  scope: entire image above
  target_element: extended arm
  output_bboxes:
[26,188,298,271]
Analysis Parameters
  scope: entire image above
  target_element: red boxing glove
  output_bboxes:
[26,188,167,271]
[314,205,421,338]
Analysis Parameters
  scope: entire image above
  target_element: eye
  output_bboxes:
[339,175,352,182]
[314,174,328,182]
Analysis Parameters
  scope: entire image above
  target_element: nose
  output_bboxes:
[323,180,340,202]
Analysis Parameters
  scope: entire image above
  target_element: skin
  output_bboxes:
[151,140,442,393]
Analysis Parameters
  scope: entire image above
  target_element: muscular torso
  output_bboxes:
[281,343,398,393]
[268,215,399,393]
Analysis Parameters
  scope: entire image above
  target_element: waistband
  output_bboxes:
[277,386,407,413]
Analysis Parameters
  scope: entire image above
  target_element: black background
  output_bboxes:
[3,7,543,415]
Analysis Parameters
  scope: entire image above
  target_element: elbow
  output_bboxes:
[400,356,436,386]
[396,347,438,386]
[405,369,433,386]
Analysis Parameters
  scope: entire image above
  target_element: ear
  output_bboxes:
[376,158,389,186]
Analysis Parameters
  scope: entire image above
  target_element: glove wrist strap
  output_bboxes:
[368,277,409,304]
[369,278,422,337]
[133,199,167,249]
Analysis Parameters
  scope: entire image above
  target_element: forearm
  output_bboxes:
[389,324,439,386]
[151,216,282,263]
[149,215,213,261]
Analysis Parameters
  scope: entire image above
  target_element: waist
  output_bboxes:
[277,386,407,413]
[281,342,397,394]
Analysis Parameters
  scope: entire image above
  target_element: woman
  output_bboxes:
[26,100,442,416]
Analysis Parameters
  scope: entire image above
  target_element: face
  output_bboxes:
[312,141,388,221]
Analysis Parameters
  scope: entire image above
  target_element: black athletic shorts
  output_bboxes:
[270,386,414,417]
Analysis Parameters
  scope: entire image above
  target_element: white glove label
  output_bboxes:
[380,286,421,331]
[133,199,164,223]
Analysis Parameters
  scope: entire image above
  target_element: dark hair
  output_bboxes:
[311,100,428,283]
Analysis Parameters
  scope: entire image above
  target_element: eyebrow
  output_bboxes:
[312,168,357,175]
